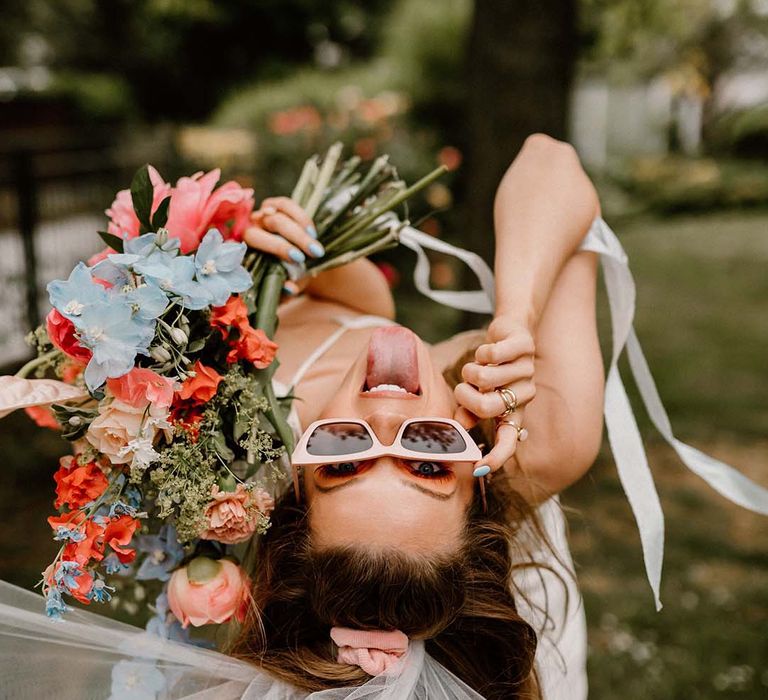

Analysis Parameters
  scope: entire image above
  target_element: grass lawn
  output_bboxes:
[0,209,765,697]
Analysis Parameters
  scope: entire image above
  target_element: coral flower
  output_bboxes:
[107,368,176,410]
[226,326,278,368]
[53,459,109,510]
[46,309,92,363]
[62,518,107,565]
[177,361,222,403]
[210,295,249,334]
[167,557,250,628]
[25,405,60,430]
[201,484,274,545]
[104,515,139,564]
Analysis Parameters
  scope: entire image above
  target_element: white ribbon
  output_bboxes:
[403,217,768,610]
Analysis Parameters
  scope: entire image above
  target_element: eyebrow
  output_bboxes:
[314,477,454,501]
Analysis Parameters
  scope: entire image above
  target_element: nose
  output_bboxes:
[364,410,408,445]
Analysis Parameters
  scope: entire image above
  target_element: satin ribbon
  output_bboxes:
[401,216,768,611]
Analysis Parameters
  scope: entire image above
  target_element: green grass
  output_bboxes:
[0,209,766,697]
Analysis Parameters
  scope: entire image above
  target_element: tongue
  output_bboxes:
[366,327,420,394]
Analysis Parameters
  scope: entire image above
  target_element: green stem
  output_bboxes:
[16,349,59,378]
[304,142,343,220]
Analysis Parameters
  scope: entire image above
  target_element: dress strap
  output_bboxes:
[288,314,396,388]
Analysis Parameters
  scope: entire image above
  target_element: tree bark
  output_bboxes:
[464,0,577,325]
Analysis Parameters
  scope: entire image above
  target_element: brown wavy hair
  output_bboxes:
[229,348,551,699]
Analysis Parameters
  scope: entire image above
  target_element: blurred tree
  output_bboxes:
[464,0,578,277]
[23,0,390,121]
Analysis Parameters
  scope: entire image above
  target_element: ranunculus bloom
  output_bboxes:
[25,405,60,430]
[85,400,150,465]
[167,558,250,628]
[103,514,139,564]
[53,459,109,510]
[177,362,222,403]
[201,484,274,545]
[164,170,255,253]
[107,368,176,410]
[226,326,278,368]
[46,309,92,363]
[210,296,249,335]
[105,165,172,242]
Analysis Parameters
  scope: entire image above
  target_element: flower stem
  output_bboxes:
[15,349,60,378]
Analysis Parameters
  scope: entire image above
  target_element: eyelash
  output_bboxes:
[316,461,453,482]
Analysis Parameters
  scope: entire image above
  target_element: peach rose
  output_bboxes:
[85,400,151,464]
[201,484,274,545]
[167,557,250,628]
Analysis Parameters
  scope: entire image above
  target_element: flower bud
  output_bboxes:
[155,228,169,246]
[169,327,188,345]
[150,346,172,363]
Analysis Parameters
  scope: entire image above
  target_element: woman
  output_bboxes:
[227,133,604,699]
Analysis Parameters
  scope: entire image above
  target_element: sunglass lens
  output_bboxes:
[306,423,374,456]
[401,421,466,454]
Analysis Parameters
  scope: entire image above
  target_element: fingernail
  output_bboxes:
[308,241,325,258]
[263,206,277,215]
[473,465,491,478]
[306,225,317,239]
[282,284,297,296]
[289,248,306,263]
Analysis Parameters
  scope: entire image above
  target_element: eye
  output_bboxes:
[407,461,452,478]
[318,461,362,477]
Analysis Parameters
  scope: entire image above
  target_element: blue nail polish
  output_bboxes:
[282,285,297,296]
[306,225,318,239]
[289,248,306,263]
[309,242,325,258]
[473,465,491,478]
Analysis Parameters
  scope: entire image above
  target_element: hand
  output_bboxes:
[453,316,536,474]
[243,197,326,293]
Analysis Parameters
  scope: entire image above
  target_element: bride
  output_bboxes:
[2,134,766,699]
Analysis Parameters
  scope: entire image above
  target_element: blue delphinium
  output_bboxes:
[45,587,69,620]
[193,229,252,306]
[47,262,108,321]
[139,254,211,310]
[135,525,184,582]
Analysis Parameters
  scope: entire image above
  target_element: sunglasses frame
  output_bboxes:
[290,417,483,504]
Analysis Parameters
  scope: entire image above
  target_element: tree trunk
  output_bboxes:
[463,0,577,325]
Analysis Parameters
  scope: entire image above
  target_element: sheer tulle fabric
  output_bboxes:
[0,581,483,700]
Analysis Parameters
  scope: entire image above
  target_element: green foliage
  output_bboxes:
[50,72,135,122]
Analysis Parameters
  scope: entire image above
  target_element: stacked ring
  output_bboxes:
[495,387,518,417]
[497,417,529,442]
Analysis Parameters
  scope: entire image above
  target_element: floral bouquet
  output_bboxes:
[16,143,445,635]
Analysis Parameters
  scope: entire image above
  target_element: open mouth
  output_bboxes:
[361,327,421,399]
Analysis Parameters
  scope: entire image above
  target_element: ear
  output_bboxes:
[453,405,479,430]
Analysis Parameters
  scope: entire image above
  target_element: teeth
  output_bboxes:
[367,383,408,394]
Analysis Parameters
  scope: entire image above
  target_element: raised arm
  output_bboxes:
[454,134,604,502]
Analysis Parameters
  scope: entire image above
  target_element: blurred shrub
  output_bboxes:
[50,72,135,123]
[618,155,768,212]
[709,106,768,159]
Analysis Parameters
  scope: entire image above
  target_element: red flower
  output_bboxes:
[103,515,139,564]
[226,326,278,368]
[62,518,107,565]
[25,405,60,430]
[46,309,92,363]
[53,460,109,510]
[177,361,222,403]
[44,560,94,604]
[210,296,249,335]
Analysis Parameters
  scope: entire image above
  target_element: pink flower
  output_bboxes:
[167,557,250,628]
[164,170,255,253]
[107,368,176,410]
[201,484,274,545]
[105,165,172,242]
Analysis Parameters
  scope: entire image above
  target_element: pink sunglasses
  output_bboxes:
[290,418,484,506]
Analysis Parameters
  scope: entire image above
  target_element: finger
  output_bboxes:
[454,380,536,420]
[474,424,521,474]
[461,357,534,392]
[261,211,324,259]
[260,196,316,235]
[475,335,535,365]
[243,226,303,263]
[453,405,479,430]
[282,280,301,297]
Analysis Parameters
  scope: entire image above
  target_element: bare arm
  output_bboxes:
[454,134,603,502]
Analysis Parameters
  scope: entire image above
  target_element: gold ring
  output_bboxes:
[495,387,518,417]
[497,417,529,442]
